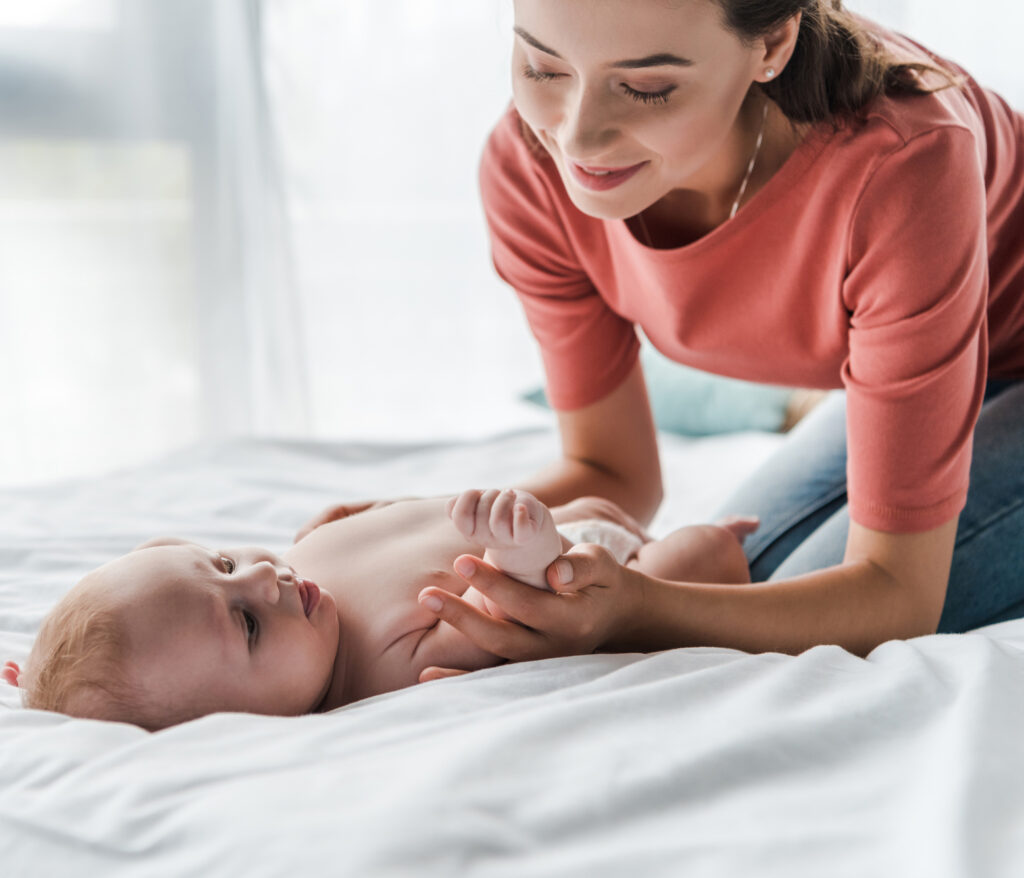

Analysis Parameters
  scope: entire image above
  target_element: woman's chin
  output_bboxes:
[564,188,644,222]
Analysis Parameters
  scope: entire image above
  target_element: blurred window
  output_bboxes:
[0,0,116,31]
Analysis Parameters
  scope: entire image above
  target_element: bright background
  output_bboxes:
[1,0,1021,486]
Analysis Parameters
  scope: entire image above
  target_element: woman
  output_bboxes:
[303,0,1024,671]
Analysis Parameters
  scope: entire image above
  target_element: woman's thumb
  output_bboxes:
[547,543,615,593]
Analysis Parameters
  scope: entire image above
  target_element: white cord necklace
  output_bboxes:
[636,99,769,246]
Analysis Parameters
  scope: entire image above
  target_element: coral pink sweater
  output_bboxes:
[480,27,1024,533]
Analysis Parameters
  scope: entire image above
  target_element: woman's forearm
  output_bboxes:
[611,560,939,658]
[517,363,664,526]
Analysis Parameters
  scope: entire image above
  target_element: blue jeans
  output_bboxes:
[714,382,1024,633]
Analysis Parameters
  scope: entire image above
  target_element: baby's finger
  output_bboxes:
[474,489,501,536]
[489,489,517,542]
[512,502,538,544]
[450,490,482,536]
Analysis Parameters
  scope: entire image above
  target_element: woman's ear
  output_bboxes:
[2,661,22,688]
[759,11,802,77]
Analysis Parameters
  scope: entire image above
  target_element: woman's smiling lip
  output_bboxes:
[568,160,649,191]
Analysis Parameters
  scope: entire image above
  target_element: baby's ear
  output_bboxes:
[132,536,195,552]
[2,661,22,688]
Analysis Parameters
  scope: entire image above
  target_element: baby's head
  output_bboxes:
[13,539,339,730]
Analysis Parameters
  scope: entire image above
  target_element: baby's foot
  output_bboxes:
[447,488,563,590]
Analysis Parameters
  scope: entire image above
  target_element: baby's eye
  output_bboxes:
[220,556,236,573]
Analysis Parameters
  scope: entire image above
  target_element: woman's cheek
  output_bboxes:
[649,108,717,173]
[512,81,557,137]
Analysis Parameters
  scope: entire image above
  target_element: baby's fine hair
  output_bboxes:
[23,582,185,731]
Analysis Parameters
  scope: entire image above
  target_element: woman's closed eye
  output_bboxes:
[519,64,675,105]
[520,63,562,84]
[621,82,675,105]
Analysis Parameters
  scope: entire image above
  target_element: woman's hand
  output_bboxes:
[549,496,652,542]
[294,498,408,543]
[416,543,644,680]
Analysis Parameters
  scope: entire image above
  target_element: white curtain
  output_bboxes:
[259,0,542,446]
[1,0,1020,487]
[0,0,307,487]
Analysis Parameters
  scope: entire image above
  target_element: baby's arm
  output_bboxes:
[447,489,566,590]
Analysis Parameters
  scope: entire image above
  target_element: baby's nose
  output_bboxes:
[249,560,285,603]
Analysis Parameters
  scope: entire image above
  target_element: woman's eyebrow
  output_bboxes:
[513,27,694,69]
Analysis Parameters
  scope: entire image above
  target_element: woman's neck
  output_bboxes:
[633,98,811,249]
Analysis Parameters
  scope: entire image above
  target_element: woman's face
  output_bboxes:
[511,0,767,220]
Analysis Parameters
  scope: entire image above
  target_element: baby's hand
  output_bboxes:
[447,488,545,547]
[447,489,562,592]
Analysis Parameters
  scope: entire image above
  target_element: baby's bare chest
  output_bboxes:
[285,498,479,624]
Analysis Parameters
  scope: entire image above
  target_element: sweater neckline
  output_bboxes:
[616,120,837,259]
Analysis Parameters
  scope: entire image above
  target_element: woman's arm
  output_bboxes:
[516,361,664,527]
[613,519,957,656]
[417,518,957,661]
[295,362,660,541]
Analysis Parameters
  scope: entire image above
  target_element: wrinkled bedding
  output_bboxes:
[2,428,1022,877]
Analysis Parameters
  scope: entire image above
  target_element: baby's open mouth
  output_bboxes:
[297,578,320,617]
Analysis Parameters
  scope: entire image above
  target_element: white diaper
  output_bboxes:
[555,519,645,565]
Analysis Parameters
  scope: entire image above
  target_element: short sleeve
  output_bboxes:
[842,125,988,532]
[478,110,639,410]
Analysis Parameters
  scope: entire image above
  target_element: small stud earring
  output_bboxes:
[765,68,776,79]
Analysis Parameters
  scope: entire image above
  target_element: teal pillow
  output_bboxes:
[523,344,794,437]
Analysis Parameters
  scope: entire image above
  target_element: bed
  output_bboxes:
[2,426,1023,877]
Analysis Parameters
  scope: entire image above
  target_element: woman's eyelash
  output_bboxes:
[520,64,561,83]
[221,556,235,573]
[243,611,258,641]
[622,83,674,105]
[520,64,674,105]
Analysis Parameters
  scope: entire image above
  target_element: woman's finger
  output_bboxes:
[418,666,469,683]
[545,542,620,594]
[451,555,561,631]
[418,582,547,661]
[294,500,375,543]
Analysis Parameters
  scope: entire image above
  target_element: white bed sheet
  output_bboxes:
[2,428,1023,877]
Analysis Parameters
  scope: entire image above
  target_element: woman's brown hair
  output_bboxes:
[716,0,963,126]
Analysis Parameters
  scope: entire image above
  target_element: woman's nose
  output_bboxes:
[561,84,617,159]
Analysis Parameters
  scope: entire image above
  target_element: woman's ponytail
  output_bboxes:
[718,0,962,126]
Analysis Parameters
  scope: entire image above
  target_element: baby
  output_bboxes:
[2,489,753,730]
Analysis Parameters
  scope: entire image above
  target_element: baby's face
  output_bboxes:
[93,540,339,719]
